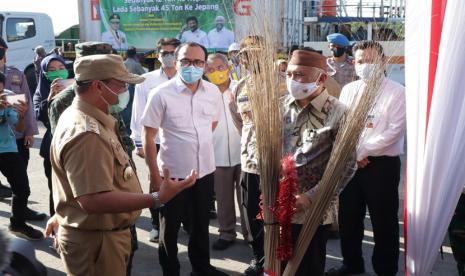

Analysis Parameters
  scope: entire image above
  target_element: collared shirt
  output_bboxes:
[3,66,39,139]
[339,77,406,161]
[181,29,209,48]
[229,77,259,174]
[130,69,173,148]
[101,30,128,50]
[207,28,235,50]
[213,80,241,167]
[282,90,355,224]
[124,57,145,75]
[51,98,142,230]
[141,76,222,179]
[327,56,357,88]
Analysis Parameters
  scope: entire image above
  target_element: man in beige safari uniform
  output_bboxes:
[45,54,197,276]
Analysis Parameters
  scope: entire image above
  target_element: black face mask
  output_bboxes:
[0,48,5,60]
[331,47,345,58]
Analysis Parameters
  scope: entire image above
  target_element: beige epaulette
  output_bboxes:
[84,115,100,135]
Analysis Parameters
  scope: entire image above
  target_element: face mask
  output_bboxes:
[207,69,229,85]
[179,66,204,84]
[100,81,130,113]
[286,78,319,100]
[160,54,175,68]
[355,63,376,81]
[331,47,345,58]
[46,69,69,82]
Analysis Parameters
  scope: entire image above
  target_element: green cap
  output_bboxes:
[75,41,112,58]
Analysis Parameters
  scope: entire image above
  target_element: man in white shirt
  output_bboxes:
[180,16,209,48]
[130,38,180,243]
[205,53,247,251]
[101,14,128,51]
[141,42,227,276]
[207,16,235,50]
[327,41,405,276]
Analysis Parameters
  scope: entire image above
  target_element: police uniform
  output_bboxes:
[51,98,143,276]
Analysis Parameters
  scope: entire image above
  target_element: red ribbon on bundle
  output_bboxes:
[276,155,297,261]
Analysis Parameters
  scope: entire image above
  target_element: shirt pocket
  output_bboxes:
[110,138,132,184]
[167,110,191,128]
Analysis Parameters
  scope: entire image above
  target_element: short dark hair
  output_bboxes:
[175,42,208,62]
[353,40,384,57]
[186,16,198,24]
[157,38,181,52]
[126,46,137,58]
[0,72,5,85]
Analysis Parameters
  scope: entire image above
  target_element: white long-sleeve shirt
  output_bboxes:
[180,29,209,48]
[207,28,235,50]
[130,69,172,148]
[213,80,241,167]
[339,77,406,161]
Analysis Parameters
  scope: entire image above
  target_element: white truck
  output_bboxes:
[0,11,56,92]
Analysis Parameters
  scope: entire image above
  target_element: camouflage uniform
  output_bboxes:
[449,193,465,276]
[327,56,357,88]
[47,42,137,276]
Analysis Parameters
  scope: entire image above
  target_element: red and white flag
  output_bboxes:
[405,0,465,274]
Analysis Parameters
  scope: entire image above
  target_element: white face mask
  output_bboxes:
[355,63,376,81]
[286,78,319,100]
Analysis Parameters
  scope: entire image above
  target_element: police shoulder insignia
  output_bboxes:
[84,115,100,135]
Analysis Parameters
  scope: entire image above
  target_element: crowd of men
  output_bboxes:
[0,30,415,276]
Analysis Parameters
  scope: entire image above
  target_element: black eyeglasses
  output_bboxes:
[178,58,205,68]
[160,51,175,57]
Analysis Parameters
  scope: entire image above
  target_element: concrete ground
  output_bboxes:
[0,125,458,275]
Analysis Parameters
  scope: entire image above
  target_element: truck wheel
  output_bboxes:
[24,66,38,97]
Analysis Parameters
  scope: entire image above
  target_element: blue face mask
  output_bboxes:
[179,66,204,84]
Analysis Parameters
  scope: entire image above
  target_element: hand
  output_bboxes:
[13,100,27,118]
[24,136,34,148]
[135,147,145,158]
[357,158,370,169]
[0,94,10,109]
[48,79,65,101]
[295,194,311,212]
[44,215,59,238]
[158,168,197,204]
[228,90,236,104]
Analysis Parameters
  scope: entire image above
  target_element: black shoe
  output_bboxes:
[0,183,12,199]
[326,265,365,276]
[212,238,235,250]
[244,258,264,276]
[9,223,44,241]
[25,208,47,221]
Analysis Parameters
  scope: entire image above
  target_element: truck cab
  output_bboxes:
[0,12,55,92]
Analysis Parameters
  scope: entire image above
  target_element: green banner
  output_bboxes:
[100,0,235,51]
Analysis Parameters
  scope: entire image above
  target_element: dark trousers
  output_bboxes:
[44,157,54,216]
[16,138,30,167]
[282,224,330,276]
[339,156,401,275]
[0,152,31,226]
[241,172,264,263]
[159,173,214,276]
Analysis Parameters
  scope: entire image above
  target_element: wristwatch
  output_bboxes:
[151,192,162,209]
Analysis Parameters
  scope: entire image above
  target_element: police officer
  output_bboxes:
[326,33,356,88]
[45,54,197,276]
[0,37,45,221]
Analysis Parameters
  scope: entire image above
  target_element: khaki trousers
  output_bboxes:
[58,226,131,276]
[214,165,248,241]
